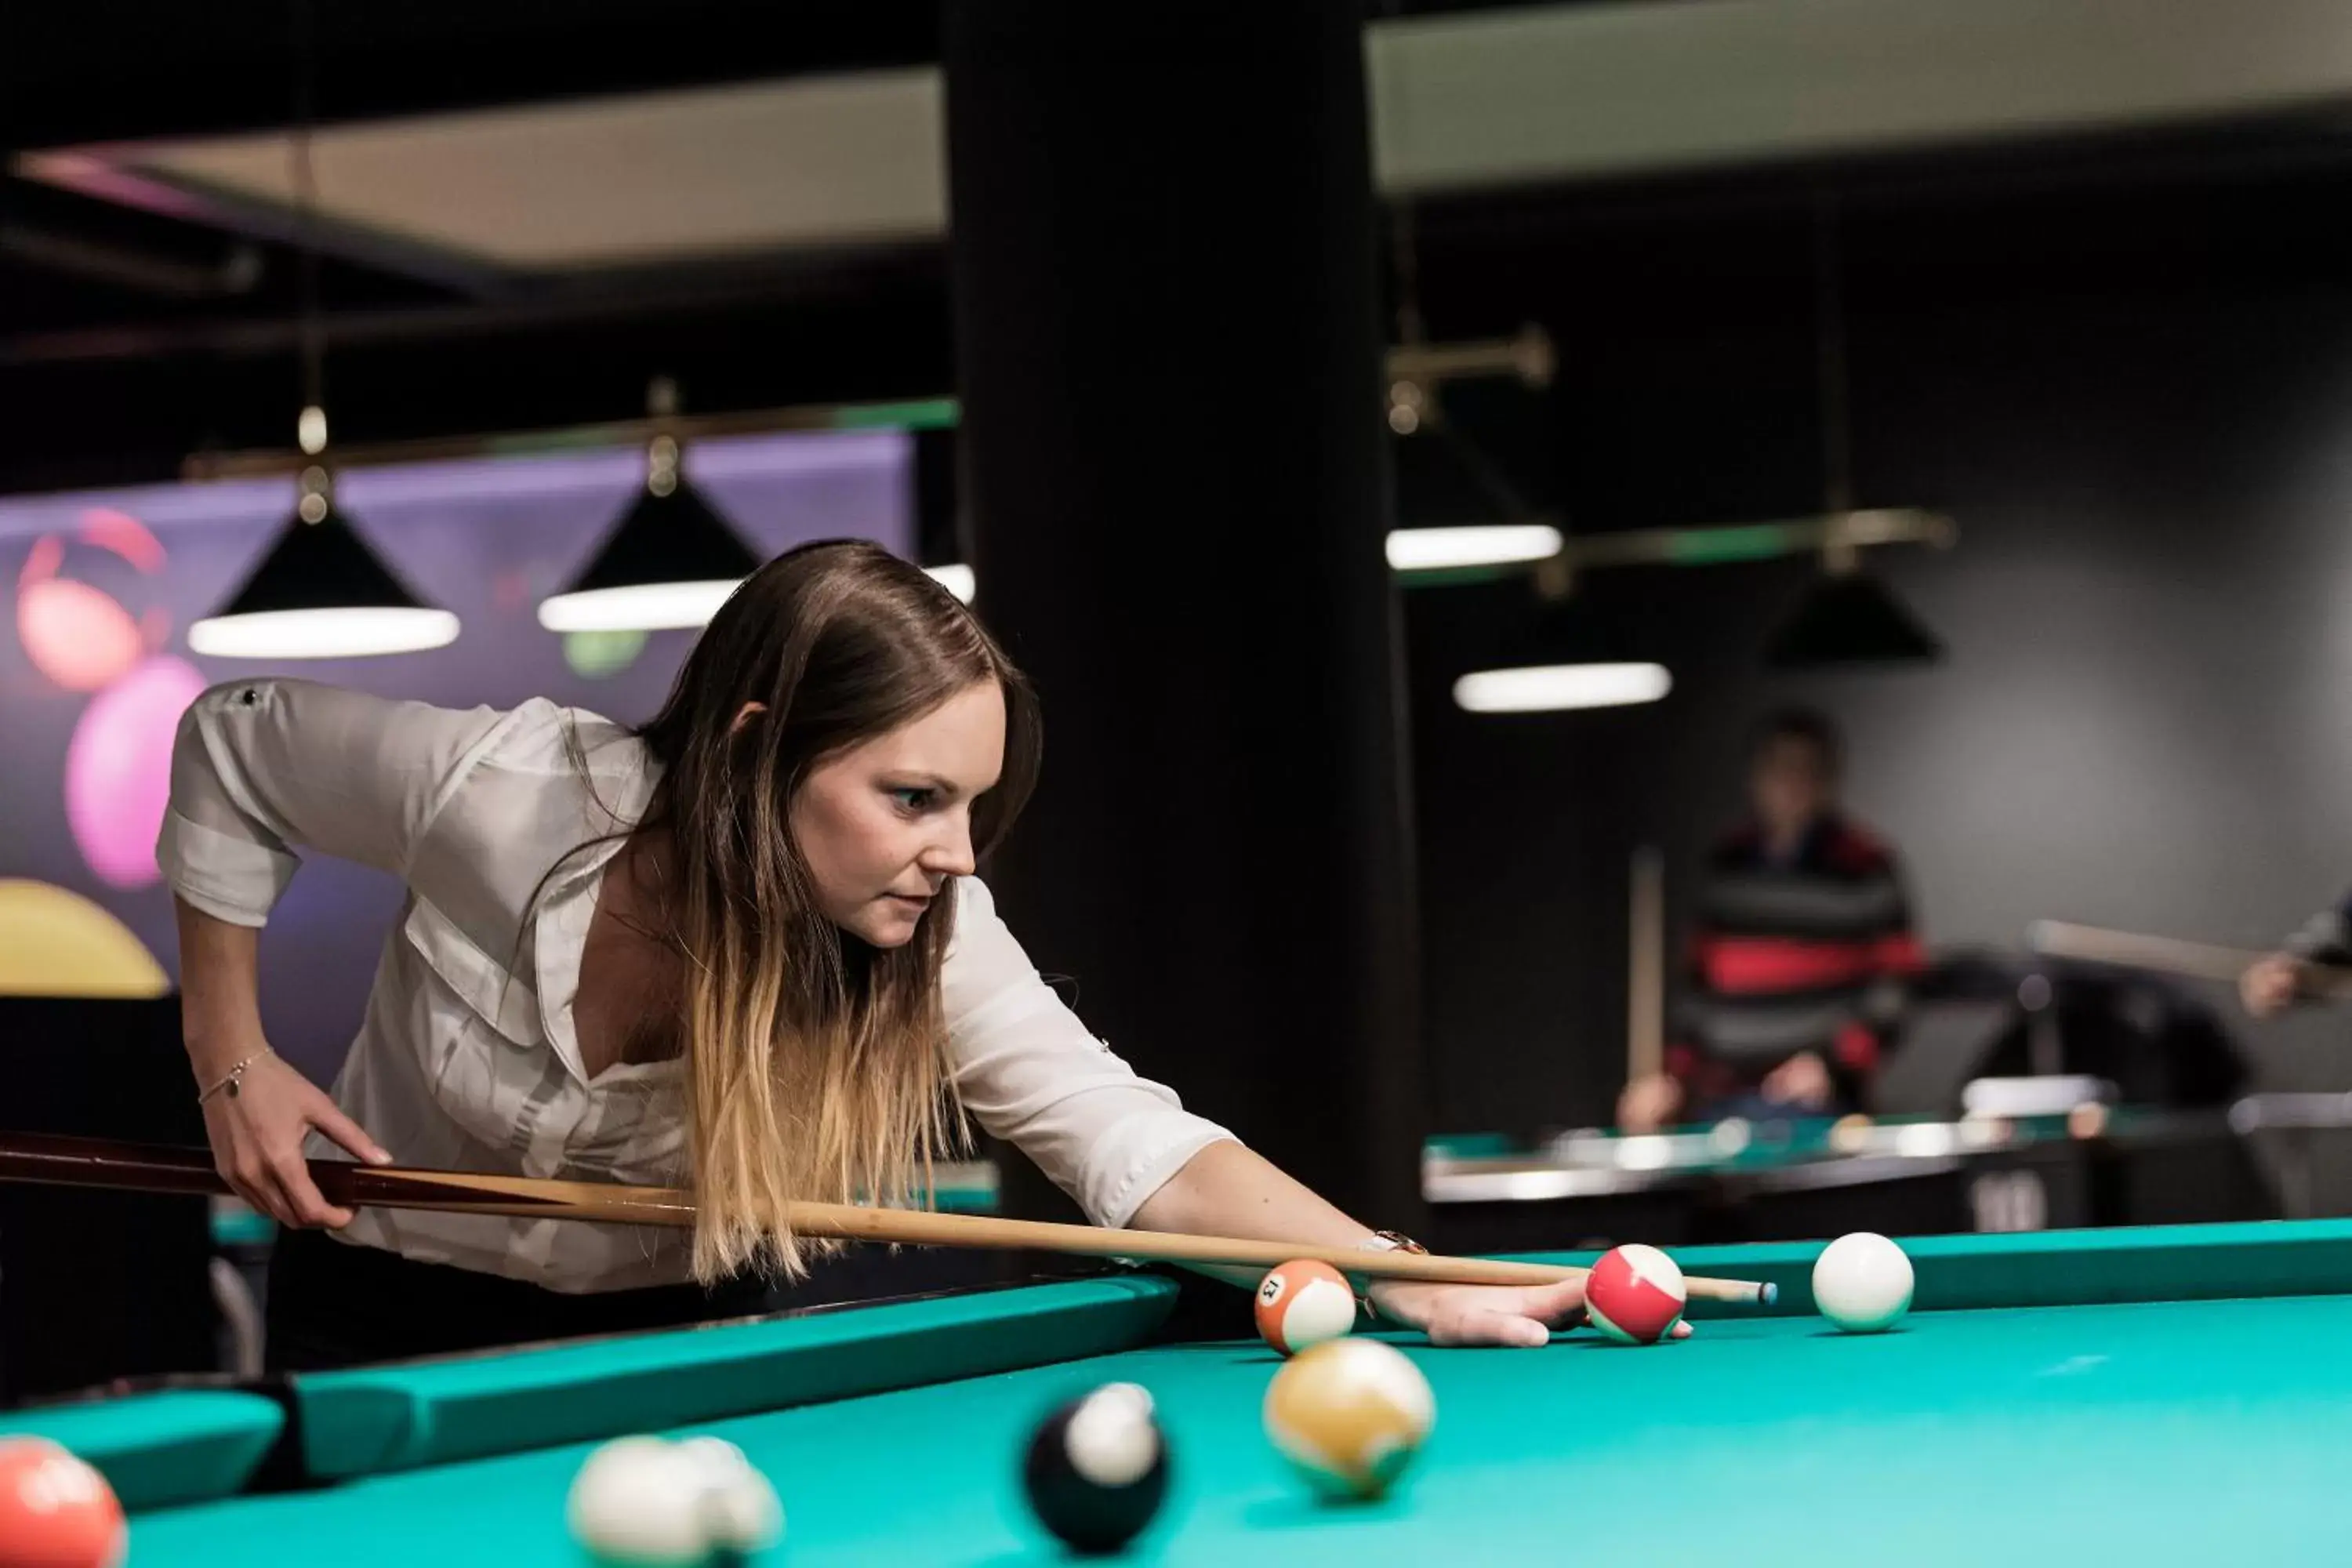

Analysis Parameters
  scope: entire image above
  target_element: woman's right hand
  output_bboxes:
[200,1047,393,1229]
[1616,1072,1686,1134]
[2240,953,2305,1019]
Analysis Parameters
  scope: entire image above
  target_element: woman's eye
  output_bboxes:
[890,787,936,813]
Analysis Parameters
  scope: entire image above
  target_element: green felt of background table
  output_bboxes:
[125,1294,2352,1566]
[1,1390,282,1509]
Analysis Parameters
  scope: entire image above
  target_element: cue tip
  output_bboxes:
[1759,1282,1778,1306]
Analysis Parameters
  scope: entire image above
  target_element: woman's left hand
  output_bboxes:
[1366,1277,1697,1348]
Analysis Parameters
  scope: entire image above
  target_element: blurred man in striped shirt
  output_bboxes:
[1619,709,1923,1133]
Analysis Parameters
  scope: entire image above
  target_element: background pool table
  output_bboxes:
[17,1222,2352,1565]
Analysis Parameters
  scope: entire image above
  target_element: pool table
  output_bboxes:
[17,1221,2352,1565]
[1425,1108,2271,1251]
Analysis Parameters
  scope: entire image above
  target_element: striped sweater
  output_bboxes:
[1668,815,1923,1111]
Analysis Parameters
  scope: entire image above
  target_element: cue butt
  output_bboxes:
[2026,919,2352,1001]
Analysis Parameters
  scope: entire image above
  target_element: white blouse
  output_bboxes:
[158,679,1234,1292]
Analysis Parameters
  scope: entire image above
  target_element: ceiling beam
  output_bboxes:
[1369,0,2352,193]
[20,1,2352,285]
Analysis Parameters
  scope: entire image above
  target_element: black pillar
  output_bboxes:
[946,5,1423,1226]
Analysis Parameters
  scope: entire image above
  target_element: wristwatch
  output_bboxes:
[1361,1230,1428,1256]
[1354,1230,1428,1317]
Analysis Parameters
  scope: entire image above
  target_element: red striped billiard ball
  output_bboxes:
[1584,1243,1687,1345]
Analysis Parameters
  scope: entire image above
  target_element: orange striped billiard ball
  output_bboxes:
[1254,1259,1358,1356]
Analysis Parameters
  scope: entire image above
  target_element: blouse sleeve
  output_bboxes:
[942,877,1237,1227]
[158,679,510,928]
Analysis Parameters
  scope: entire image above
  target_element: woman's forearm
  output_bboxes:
[1127,1140,1385,1289]
[1128,1140,1588,1348]
[174,895,267,1083]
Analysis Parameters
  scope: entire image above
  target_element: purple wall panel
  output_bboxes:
[0,430,910,1076]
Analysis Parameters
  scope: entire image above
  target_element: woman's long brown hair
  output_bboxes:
[630,539,1038,1281]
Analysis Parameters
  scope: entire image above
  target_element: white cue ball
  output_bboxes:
[1812,1231,1914,1333]
[567,1436,712,1566]
[674,1436,786,1555]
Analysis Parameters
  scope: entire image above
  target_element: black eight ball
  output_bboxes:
[1021,1383,1171,1554]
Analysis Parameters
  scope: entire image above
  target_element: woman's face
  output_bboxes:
[789,679,1007,948]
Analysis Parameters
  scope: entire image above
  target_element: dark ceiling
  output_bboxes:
[0,1,953,489]
[8,2,2352,500]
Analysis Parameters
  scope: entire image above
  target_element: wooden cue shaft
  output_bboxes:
[2026,920,2352,1002]
[0,1134,1777,1305]
[1628,844,1666,1082]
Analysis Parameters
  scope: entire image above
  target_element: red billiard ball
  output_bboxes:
[0,1437,126,1568]
[1584,1243,1687,1345]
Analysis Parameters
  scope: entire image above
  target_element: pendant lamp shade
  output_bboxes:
[189,491,459,659]
[538,470,761,634]
[1764,570,1943,669]
[1452,590,1675,714]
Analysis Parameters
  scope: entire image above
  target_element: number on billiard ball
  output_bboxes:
[1021,1383,1171,1555]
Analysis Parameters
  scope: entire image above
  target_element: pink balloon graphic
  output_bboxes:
[78,508,166,574]
[65,655,205,889]
[20,575,147,692]
[16,511,171,693]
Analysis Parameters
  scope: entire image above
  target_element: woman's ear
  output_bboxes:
[731,701,768,736]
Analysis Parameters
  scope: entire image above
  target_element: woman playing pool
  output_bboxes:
[163,540,1586,1368]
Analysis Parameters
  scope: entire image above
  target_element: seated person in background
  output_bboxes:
[2240,894,2352,1018]
[1619,708,1922,1133]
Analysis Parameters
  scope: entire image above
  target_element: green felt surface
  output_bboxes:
[1531,1218,2352,1319]
[132,1295,2352,1565]
[209,1207,278,1248]
[296,1276,1177,1478]
[0,1390,283,1509]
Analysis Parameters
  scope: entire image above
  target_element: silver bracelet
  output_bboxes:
[1353,1230,1428,1316]
[197,1047,274,1105]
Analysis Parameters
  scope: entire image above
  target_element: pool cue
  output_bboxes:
[1627,844,1665,1083]
[0,1134,1777,1305]
[2026,920,2352,1003]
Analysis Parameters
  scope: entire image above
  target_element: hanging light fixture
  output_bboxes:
[188,446,459,659]
[911,425,978,604]
[1388,194,1661,714]
[1763,193,1945,671]
[1450,583,1672,715]
[924,564,977,603]
[1381,195,1566,579]
[1766,571,1942,666]
[1454,661,1671,713]
[188,0,456,661]
[537,378,762,633]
